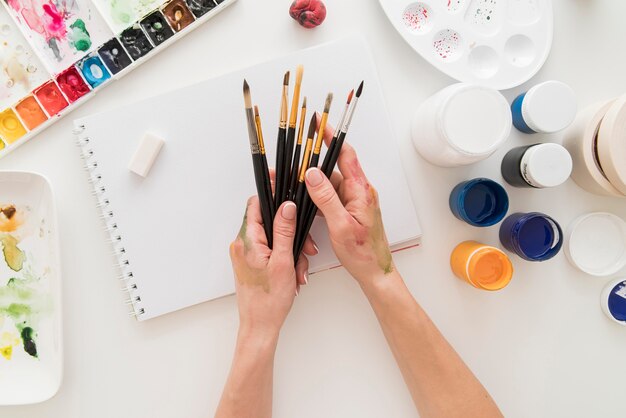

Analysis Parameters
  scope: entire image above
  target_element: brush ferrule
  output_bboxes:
[246,109,261,154]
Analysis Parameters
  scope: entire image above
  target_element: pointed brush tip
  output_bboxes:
[347,89,354,104]
[356,81,364,97]
[284,71,290,85]
[302,97,307,108]
[324,93,333,112]
[254,105,259,116]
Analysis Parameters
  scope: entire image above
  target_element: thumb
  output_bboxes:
[272,201,297,258]
[305,168,350,228]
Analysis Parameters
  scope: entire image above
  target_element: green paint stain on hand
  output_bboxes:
[69,19,92,51]
[238,212,251,252]
[20,327,37,358]
[1,234,25,272]
[370,208,394,275]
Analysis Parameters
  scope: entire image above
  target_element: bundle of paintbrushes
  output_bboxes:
[242,66,364,262]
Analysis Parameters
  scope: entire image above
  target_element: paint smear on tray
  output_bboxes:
[4,0,113,74]
[0,204,52,361]
[0,10,51,109]
[93,0,170,33]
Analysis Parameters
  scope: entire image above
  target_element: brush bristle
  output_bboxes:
[243,79,251,108]
[356,81,364,98]
[302,96,307,108]
[324,93,333,113]
[254,105,259,117]
[296,65,304,84]
[284,71,290,86]
[307,114,317,138]
[347,89,354,104]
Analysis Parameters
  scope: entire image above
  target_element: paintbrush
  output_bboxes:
[243,80,273,247]
[284,65,304,201]
[296,93,333,228]
[321,89,354,174]
[274,71,290,211]
[289,97,307,201]
[294,114,318,217]
[254,105,275,221]
[294,82,364,259]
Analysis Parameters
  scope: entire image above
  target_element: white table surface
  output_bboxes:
[2,0,626,417]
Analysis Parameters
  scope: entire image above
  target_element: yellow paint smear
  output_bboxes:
[0,234,25,271]
[0,332,20,360]
[0,205,23,232]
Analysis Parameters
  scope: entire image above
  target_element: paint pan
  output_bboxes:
[15,96,48,130]
[56,67,91,102]
[97,38,133,75]
[601,278,626,326]
[79,56,112,88]
[33,81,69,116]
[140,11,175,46]
[412,83,511,167]
[162,0,196,32]
[450,241,514,291]
[120,25,155,60]
[562,101,624,197]
[565,213,626,277]
[449,178,508,227]
[501,143,572,188]
[0,109,28,144]
[184,0,217,18]
[511,81,577,134]
[499,212,563,262]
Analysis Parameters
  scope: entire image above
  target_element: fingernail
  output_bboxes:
[306,168,323,186]
[282,202,297,220]
[313,243,319,254]
[304,272,309,284]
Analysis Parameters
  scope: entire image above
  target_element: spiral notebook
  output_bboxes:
[74,37,422,321]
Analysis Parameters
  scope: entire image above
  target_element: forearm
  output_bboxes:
[215,328,278,418]
[361,271,502,418]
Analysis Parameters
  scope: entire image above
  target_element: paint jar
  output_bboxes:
[450,241,514,291]
[511,81,577,134]
[499,212,563,261]
[565,213,626,276]
[601,278,626,326]
[501,143,572,188]
[596,94,626,195]
[412,83,512,167]
[449,178,509,227]
[562,101,624,197]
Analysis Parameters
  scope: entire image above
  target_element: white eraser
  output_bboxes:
[129,133,164,177]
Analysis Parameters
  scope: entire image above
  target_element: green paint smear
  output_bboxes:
[69,19,92,52]
[0,275,51,359]
[110,0,134,25]
[1,234,25,272]
[238,211,251,252]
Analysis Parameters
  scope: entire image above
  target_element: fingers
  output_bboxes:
[329,170,343,191]
[316,112,336,146]
[295,255,309,286]
[302,235,319,256]
[244,195,263,227]
[272,201,297,259]
[305,168,352,229]
[269,168,276,194]
[336,142,367,182]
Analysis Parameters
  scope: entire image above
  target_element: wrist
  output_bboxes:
[237,324,280,353]
[358,268,404,298]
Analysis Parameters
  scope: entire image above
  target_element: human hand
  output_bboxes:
[305,120,394,286]
[229,197,314,340]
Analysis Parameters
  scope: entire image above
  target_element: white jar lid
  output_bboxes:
[520,143,573,188]
[439,85,511,155]
[522,81,577,133]
[565,212,626,276]
[597,95,626,195]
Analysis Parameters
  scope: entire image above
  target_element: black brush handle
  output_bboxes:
[261,154,275,220]
[253,154,273,248]
[289,143,302,201]
[274,128,287,211]
[284,127,297,201]
[294,152,320,253]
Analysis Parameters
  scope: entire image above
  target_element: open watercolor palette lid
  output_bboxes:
[378,0,553,90]
[0,172,63,405]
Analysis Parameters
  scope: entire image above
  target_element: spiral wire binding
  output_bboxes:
[74,124,145,318]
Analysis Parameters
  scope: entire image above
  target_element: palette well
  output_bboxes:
[378,0,554,89]
[0,0,236,159]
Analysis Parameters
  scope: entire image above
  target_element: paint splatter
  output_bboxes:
[444,0,464,12]
[1,234,25,272]
[0,331,21,360]
[402,3,433,34]
[0,205,24,233]
[465,0,500,35]
[69,19,92,51]
[433,29,462,60]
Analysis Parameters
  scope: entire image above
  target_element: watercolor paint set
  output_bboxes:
[0,171,63,405]
[0,0,236,159]
[378,0,553,90]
